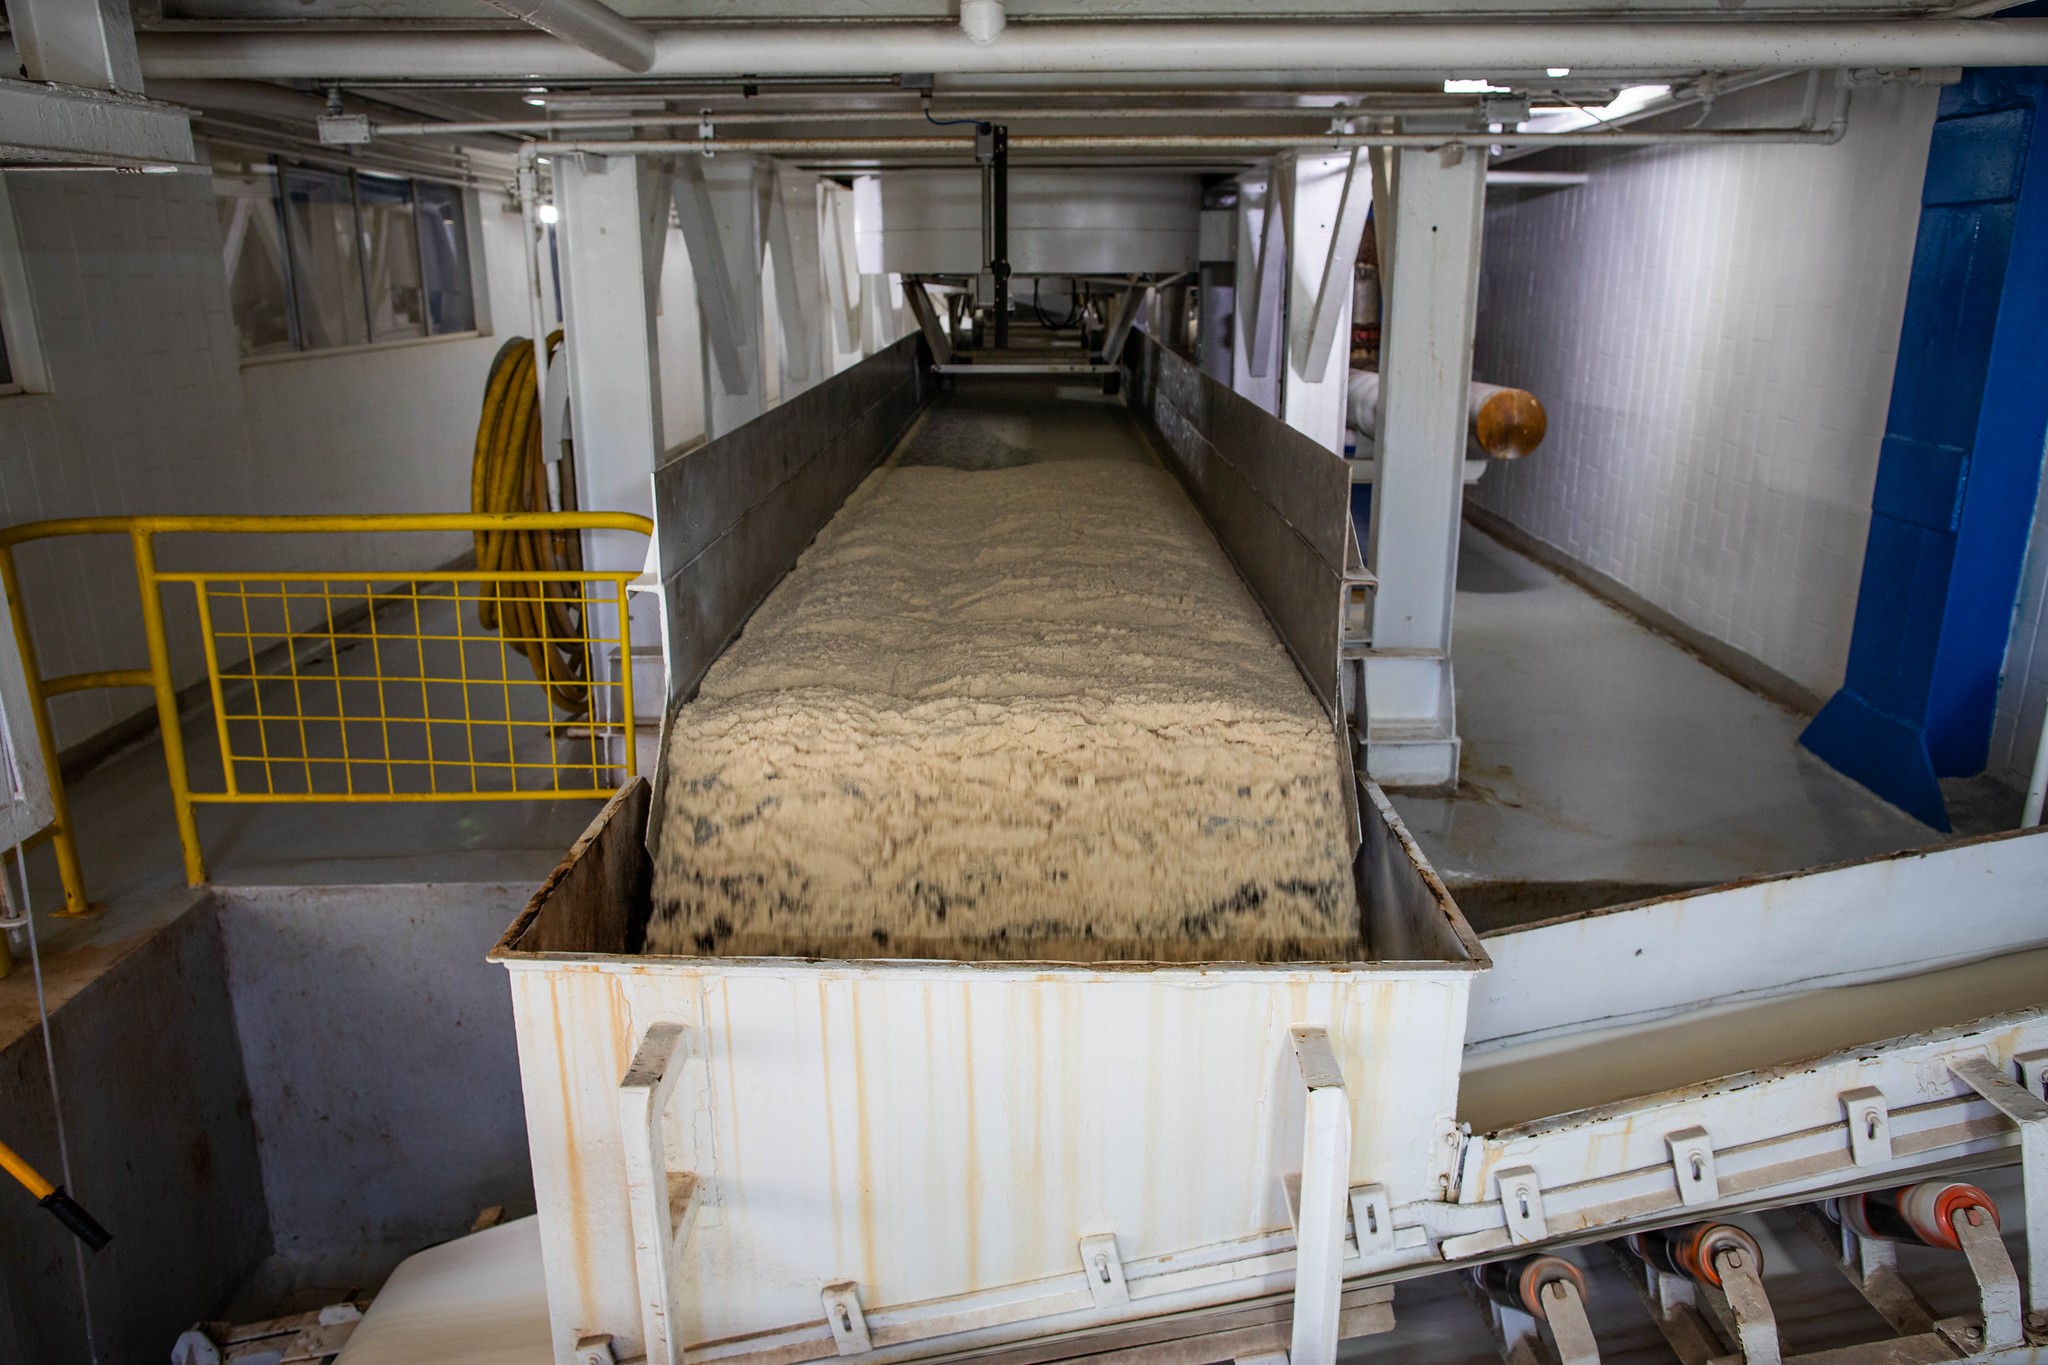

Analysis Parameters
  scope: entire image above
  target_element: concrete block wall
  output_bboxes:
[1467,78,1940,705]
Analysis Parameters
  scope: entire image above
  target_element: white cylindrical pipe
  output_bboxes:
[1348,370,1547,460]
[136,19,2048,81]
[477,0,655,73]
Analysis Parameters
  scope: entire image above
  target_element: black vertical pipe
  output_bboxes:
[991,123,1010,349]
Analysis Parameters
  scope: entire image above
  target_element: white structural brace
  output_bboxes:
[1290,1026,1352,1365]
[1949,1054,2048,1312]
[619,1022,703,1365]
[136,20,2048,82]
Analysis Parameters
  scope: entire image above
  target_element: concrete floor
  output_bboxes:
[1391,524,1944,928]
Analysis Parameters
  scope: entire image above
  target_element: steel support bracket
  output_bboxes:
[1949,1054,2048,1312]
[1665,1126,1719,1207]
[1079,1234,1130,1309]
[619,1022,703,1365]
[1951,1208,2026,1351]
[1839,1086,1892,1167]
[1289,1025,1353,1365]
[1710,1247,1781,1365]
[1351,1184,1395,1259]
[822,1282,873,1356]
[1541,1278,1602,1365]
[1495,1165,1548,1244]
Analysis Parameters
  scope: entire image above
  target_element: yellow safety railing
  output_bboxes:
[0,513,654,925]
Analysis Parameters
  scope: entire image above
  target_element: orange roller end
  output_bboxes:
[1473,389,1547,459]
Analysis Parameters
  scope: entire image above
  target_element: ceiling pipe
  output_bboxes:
[475,0,656,74]
[961,0,1007,46]
[135,19,2048,81]
[368,103,1454,138]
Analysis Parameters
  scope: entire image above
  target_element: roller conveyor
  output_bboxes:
[333,338,2048,1365]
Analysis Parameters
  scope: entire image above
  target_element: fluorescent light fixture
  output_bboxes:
[1444,78,1509,94]
[536,202,560,225]
[1547,67,1571,78]
[524,96,547,107]
[536,155,551,164]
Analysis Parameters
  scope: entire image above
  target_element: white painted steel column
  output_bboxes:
[675,155,766,439]
[819,180,866,374]
[1231,170,1281,415]
[1283,151,1370,454]
[1364,142,1486,790]
[556,150,664,568]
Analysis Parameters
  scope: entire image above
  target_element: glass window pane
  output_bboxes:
[414,181,478,336]
[214,164,294,356]
[280,166,369,350]
[356,174,427,344]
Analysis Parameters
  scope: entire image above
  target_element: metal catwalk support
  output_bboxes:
[1364,139,1487,790]
[555,150,665,582]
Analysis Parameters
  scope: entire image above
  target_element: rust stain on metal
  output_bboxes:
[849,985,879,1288]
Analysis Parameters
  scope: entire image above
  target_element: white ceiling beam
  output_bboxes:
[135,19,2048,81]
[477,0,657,74]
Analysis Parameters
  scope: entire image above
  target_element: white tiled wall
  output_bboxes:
[1990,461,2048,790]
[0,169,540,752]
[1467,78,1940,702]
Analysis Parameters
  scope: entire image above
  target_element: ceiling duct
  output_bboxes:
[477,0,656,74]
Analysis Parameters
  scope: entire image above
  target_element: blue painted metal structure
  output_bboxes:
[1802,69,2048,831]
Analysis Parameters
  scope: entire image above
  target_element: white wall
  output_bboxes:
[0,166,539,752]
[1990,458,2048,789]
[1466,79,1939,702]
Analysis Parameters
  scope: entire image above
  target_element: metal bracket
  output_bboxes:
[575,1335,619,1365]
[1665,1127,1719,1207]
[1495,1165,1549,1244]
[1839,1086,1892,1167]
[1785,1204,1935,1337]
[2018,1049,2048,1103]
[1351,1184,1395,1258]
[822,1282,873,1356]
[1078,1234,1130,1309]
[1289,1025,1353,1365]
[1541,1278,1602,1365]
[1952,1207,2025,1352]
[1949,1054,2048,1312]
[1710,1244,1781,1365]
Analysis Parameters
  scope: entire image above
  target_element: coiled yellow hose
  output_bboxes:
[470,331,591,718]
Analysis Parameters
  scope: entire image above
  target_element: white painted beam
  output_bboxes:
[672,155,765,438]
[1364,141,1486,790]
[13,0,142,94]
[1281,150,1364,454]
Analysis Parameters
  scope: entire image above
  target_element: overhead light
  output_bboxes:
[1547,67,1571,78]
[536,155,551,165]
[1518,83,1673,134]
[524,96,548,107]
[528,85,548,93]
[1444,79,1509,94]
[537,202,559,225]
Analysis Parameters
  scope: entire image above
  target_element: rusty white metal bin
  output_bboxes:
[492,775,1483,1365]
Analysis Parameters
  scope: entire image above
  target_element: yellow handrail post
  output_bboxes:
[128,529,206,886]
[0,544,94,919]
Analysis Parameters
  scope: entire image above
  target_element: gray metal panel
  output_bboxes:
[654,333,932,707]
[1122,330,1352,711]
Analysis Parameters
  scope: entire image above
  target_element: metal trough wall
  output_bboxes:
[494,783,1481,1365]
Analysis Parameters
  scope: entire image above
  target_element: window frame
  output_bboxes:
[213,146,489,363]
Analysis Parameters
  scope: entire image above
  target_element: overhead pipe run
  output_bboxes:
[135,19,2048,81]
[476,0,656,74]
